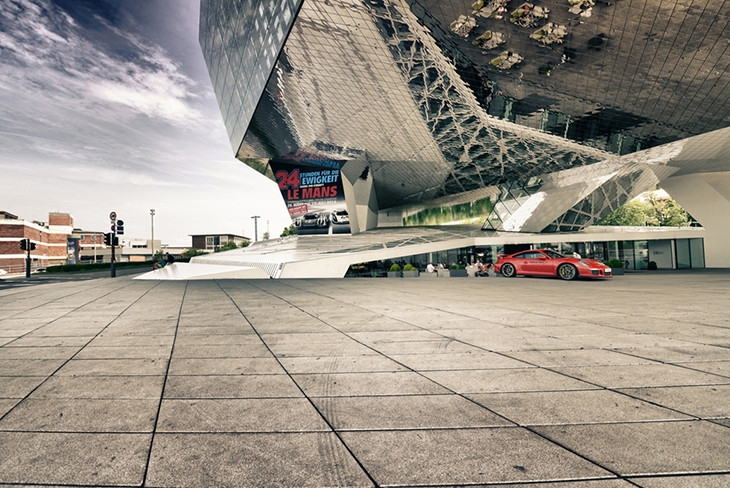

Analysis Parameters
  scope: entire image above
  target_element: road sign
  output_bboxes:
[109,211,117,220]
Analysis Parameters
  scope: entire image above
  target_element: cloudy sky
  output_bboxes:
[0,0,291,246]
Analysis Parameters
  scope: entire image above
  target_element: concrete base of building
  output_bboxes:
[135,225,710,280]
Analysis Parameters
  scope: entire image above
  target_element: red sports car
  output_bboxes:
[494,249,612,280]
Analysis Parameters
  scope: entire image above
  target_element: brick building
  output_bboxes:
[0,211,75,273]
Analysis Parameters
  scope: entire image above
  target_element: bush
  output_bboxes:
[182,248,206,259]
[449,264,464,270]
[389,263,402,272]
[604,259,624,269]
[648,261,658,270]
[403,264,416,271]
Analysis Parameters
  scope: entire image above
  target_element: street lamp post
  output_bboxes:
[251,215,260,242]
[150,209,155,259]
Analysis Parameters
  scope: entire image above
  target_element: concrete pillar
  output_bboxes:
[660,172,730,268]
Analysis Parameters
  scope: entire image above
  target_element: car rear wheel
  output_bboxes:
[501,263,516,278]
[557,263,577,280]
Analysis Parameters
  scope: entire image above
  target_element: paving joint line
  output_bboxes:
[216,279,382,488]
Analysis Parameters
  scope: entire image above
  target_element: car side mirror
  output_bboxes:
[539,255,547,260]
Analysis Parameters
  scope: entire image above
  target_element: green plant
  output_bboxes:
[182,248,206,259]
[389,263,402,272]
[648,261,658,270]
[604,259,624,269]
[403,264,416,271]
[216,241,239,252]
[280,223,297,237]
[449,264,464,270]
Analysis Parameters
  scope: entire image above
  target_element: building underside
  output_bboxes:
[153,0,730,278]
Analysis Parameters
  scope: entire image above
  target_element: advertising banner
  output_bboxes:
[269,150,350,235]
[66,238,79,265]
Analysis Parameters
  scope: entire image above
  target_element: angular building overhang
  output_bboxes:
[196,0,730,272]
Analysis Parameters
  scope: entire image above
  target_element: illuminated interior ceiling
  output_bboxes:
[200,0,730,213]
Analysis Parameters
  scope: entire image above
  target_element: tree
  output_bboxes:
[646,195,690,227]
[596,194,693,227]
[216,241,239,252]
[596,200,650,226]
[280,223,297,237]
[262,231,270,240]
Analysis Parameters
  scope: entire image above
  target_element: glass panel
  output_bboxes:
[676,239,691,269]
[689,238,705,268]
[619,241,635,270]
[634,241,648,270]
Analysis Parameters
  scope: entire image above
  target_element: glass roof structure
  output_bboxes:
[199,0,730,232]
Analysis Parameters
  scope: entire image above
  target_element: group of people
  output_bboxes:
[152,253,176,270]
[424,260,492,277]
[425,263,445,273]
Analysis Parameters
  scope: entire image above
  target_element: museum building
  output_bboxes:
[155,0,730,279]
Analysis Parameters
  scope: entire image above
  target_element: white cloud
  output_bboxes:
[0,0,202,127]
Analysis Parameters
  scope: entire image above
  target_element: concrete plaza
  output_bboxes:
[1,270,729,487]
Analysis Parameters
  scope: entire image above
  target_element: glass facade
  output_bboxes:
[200,0,729,235]
[348,237,704,276]
[199,0,303,154]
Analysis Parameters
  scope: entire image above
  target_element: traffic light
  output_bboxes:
[113,236,119,246]
[30,242,36,250]
[20,239,26,251]
[116,220,124,235]
[104,233,112,246]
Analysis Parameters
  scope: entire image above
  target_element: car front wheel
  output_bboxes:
[501,263,516,278]
[557,263,578,280]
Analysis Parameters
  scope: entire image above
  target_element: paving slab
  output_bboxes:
[340,427,611,485]
[423,367,595,393]
[157,398,330,432]
[630,475,730,487]
[293,371,449,397]
[467,389,690,425]
[312,394,511,430]
[29,375,165,399]
[279,354,408,373]
[267,341,379,358]
[389,351,530,370]
[551,363,730,388]
[54,358,168,375]
[0,432,150,486]
[146,432,373,487]
[168,357,285,375]
[163,374,304,399]
[0,398,158,432]
[0,359,65,376]
[507,348,660,367]
[534,420,730,476]
[617,384,730,418]
[0,377,47,399]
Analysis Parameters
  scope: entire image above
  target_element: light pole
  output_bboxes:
[150,209,155,259]
[251,215,260,242]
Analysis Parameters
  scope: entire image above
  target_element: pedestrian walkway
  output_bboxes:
[1,271,729,487]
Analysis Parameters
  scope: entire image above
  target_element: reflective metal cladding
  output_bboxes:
[199,0,730,227]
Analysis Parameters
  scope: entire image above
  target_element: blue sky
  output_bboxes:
[0,0,291,245]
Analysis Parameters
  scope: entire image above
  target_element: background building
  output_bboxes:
[190,234,250,252]
[0,211,75,273]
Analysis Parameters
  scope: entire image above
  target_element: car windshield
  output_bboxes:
[543,250,568,259]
